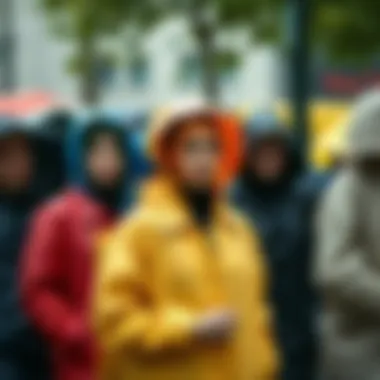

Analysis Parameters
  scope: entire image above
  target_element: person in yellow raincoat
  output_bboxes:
[94,101,279,380]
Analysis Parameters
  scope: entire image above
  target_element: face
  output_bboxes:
[249,140,287,183]
[171,122,221,190]
[85,133,125,188]
[0,135,33,193]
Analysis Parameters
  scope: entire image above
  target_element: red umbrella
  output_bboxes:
[0,91,67,120]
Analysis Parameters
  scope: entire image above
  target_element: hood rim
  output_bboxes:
[148,105,242,188]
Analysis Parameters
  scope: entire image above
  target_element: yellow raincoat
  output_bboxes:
[94,102,279,380]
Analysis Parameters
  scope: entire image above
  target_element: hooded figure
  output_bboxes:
[93,102,279,380]
[20,114,137,380]
[233,113,324,380]
[0,116,64,380]
[315,90,380,380]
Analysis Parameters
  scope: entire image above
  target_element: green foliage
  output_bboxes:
[39,0,158,102]
[216,48,240,72]
[213,0,380,65]
[314,0,380,63]
[50,0,380,98]
[41,0,380,88]
[66,50,118,75]
[40,0,154,38]
[217,0,283,42]
[218,0,380,65]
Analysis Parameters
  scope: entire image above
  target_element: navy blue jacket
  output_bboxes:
[233,114,327,380]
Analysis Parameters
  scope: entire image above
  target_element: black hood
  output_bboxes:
[42,110,73,140]
[240,112,304,195]
[0,116,64,206]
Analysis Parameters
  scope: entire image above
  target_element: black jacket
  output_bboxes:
[0,117,64,379]
[232,114,327,380]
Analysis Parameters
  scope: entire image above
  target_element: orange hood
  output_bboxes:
[148,100,242,187]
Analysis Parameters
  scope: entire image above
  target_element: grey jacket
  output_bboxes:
[315,91,380,380]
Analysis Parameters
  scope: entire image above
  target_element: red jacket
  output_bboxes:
[20,189,117,380]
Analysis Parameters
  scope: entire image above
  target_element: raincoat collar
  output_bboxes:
[139,175,237,232]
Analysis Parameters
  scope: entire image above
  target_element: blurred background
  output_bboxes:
[0,0,378,167]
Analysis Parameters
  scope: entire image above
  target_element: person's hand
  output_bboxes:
[193,309,236,344]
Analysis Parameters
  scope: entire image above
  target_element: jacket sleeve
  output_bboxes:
[315,174,380,318]
[245,223,280,380]
[93,214,197,355]
[20,203,87,346]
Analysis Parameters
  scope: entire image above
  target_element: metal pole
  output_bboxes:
[188,0,219,103]
[289,0,311,164]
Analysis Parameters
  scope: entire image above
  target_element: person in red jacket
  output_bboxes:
[20,115,138,380]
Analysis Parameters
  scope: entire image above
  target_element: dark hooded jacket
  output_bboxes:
[20,114,139,380]
[233,113,326,380]
[0,116,64,380]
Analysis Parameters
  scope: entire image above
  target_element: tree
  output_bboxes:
[152,0,284,102]
[257,0,380,159]
[179,0,380,154]
[314,0,380,63]
[41,0,284,103]
[40,0,155,104]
